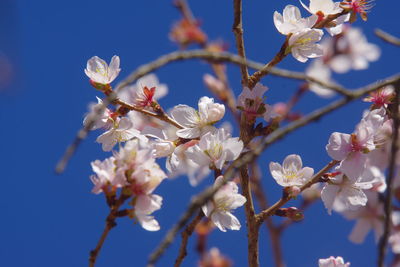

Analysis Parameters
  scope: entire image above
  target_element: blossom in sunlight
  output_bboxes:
[305,59,336,98]
[118,73,168,107]
[300,0,349,35]
[287,28,324,63]
[323,27,380,73]
[237,83,276,122]
[96,117,145,151]
[321,170,373,214]
[83,97,114,130]
[185,128,243,171]
[269,154,314,187]
[202,176,246,232]
[273,5,317,35]
[341,190,383,243]
[171,96,225,139]
[90,156,117,194]
[318,256,350,267]
[135,194,163,231]
[341,0,374,22]
[84,55,120,85]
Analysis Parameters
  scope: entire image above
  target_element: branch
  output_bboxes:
[55,50,352,174]
[256,160,340,224]
[146,74,400,266]
[378,79,400,267]
[375,29,400,47]
[174,211,204,267]
[233,0,249,86]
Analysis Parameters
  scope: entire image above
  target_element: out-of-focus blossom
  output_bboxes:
[171,96,225,139]
[306,59,336,98]
[202,176,246,232]
[273,5,317,35]
[169,18,207,47]
[85,56,120,85]
[323,27,380,73]
[199,247,232,267]
[269,154,314,187]
[288,29,324,62]
[318,256,350,267]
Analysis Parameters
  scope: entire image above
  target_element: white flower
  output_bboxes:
[118,73,168,106]
[171,96,225,139]
[83,97,114,130]
[135,194,163,231]
[237,83,276,121]
[324,27,381,73]
[326,120,375,180]
[84,55,120,85]
[288,28,324,63]
[274,5,317,35]
[202,176,246,232]
[185,128,243,171]
[301,0,343,16]
[90,156,117,194]
[341,191,383,243]
[269,154,314,187]
[306,59,336,98]
[318,256,350,267]
[96,117,145,151]
[321,171,373,215]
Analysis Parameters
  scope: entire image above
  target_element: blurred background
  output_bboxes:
[1,0,399,266]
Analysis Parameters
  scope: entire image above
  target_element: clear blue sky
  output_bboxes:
[1,0,399,266]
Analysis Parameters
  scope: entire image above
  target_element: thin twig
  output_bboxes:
[174,211,204,267]
[89,219,115,267]
[233,0,249,86]
[146,74,400,266]
[378,80,400,267]
[256,160,340,224]
[375,29,400,47]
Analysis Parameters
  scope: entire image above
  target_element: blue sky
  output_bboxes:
[1,0,399,266]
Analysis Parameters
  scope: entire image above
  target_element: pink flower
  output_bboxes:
[318,256,350,267]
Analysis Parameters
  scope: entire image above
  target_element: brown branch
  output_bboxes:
[55,50,352,174]
[174,0,195,23]
[250,164,285,267]
[233,0,249,86]
[240,166,260,267]
[256,160,340,224]
[375,28,400,47]
[174,211,204,267]
[146,74,400,266]
[378,79,400,267]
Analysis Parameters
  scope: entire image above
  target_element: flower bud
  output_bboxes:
[207,103,225,123]
[152,141,175,158]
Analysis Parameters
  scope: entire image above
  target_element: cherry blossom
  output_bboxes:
[118,73,168,107]
[341,0,374,22]
[321,169,375,214]
[341,191,383,243]
[273,5,317,35]
[90,156,117,194]
[305,59,336,98]
[324,27,380,73]
[135,194,163,231]
[287,28,324,63]
[96,117,145,151]
[269,154,314,187]
[84,55,120,85]
[363,86,394,109]
[318,256,350,267]
[171,96,225,139]
[237,83,276,122]
[185,128,243,171]
[202,176,246,232]
[83,97,114,130]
